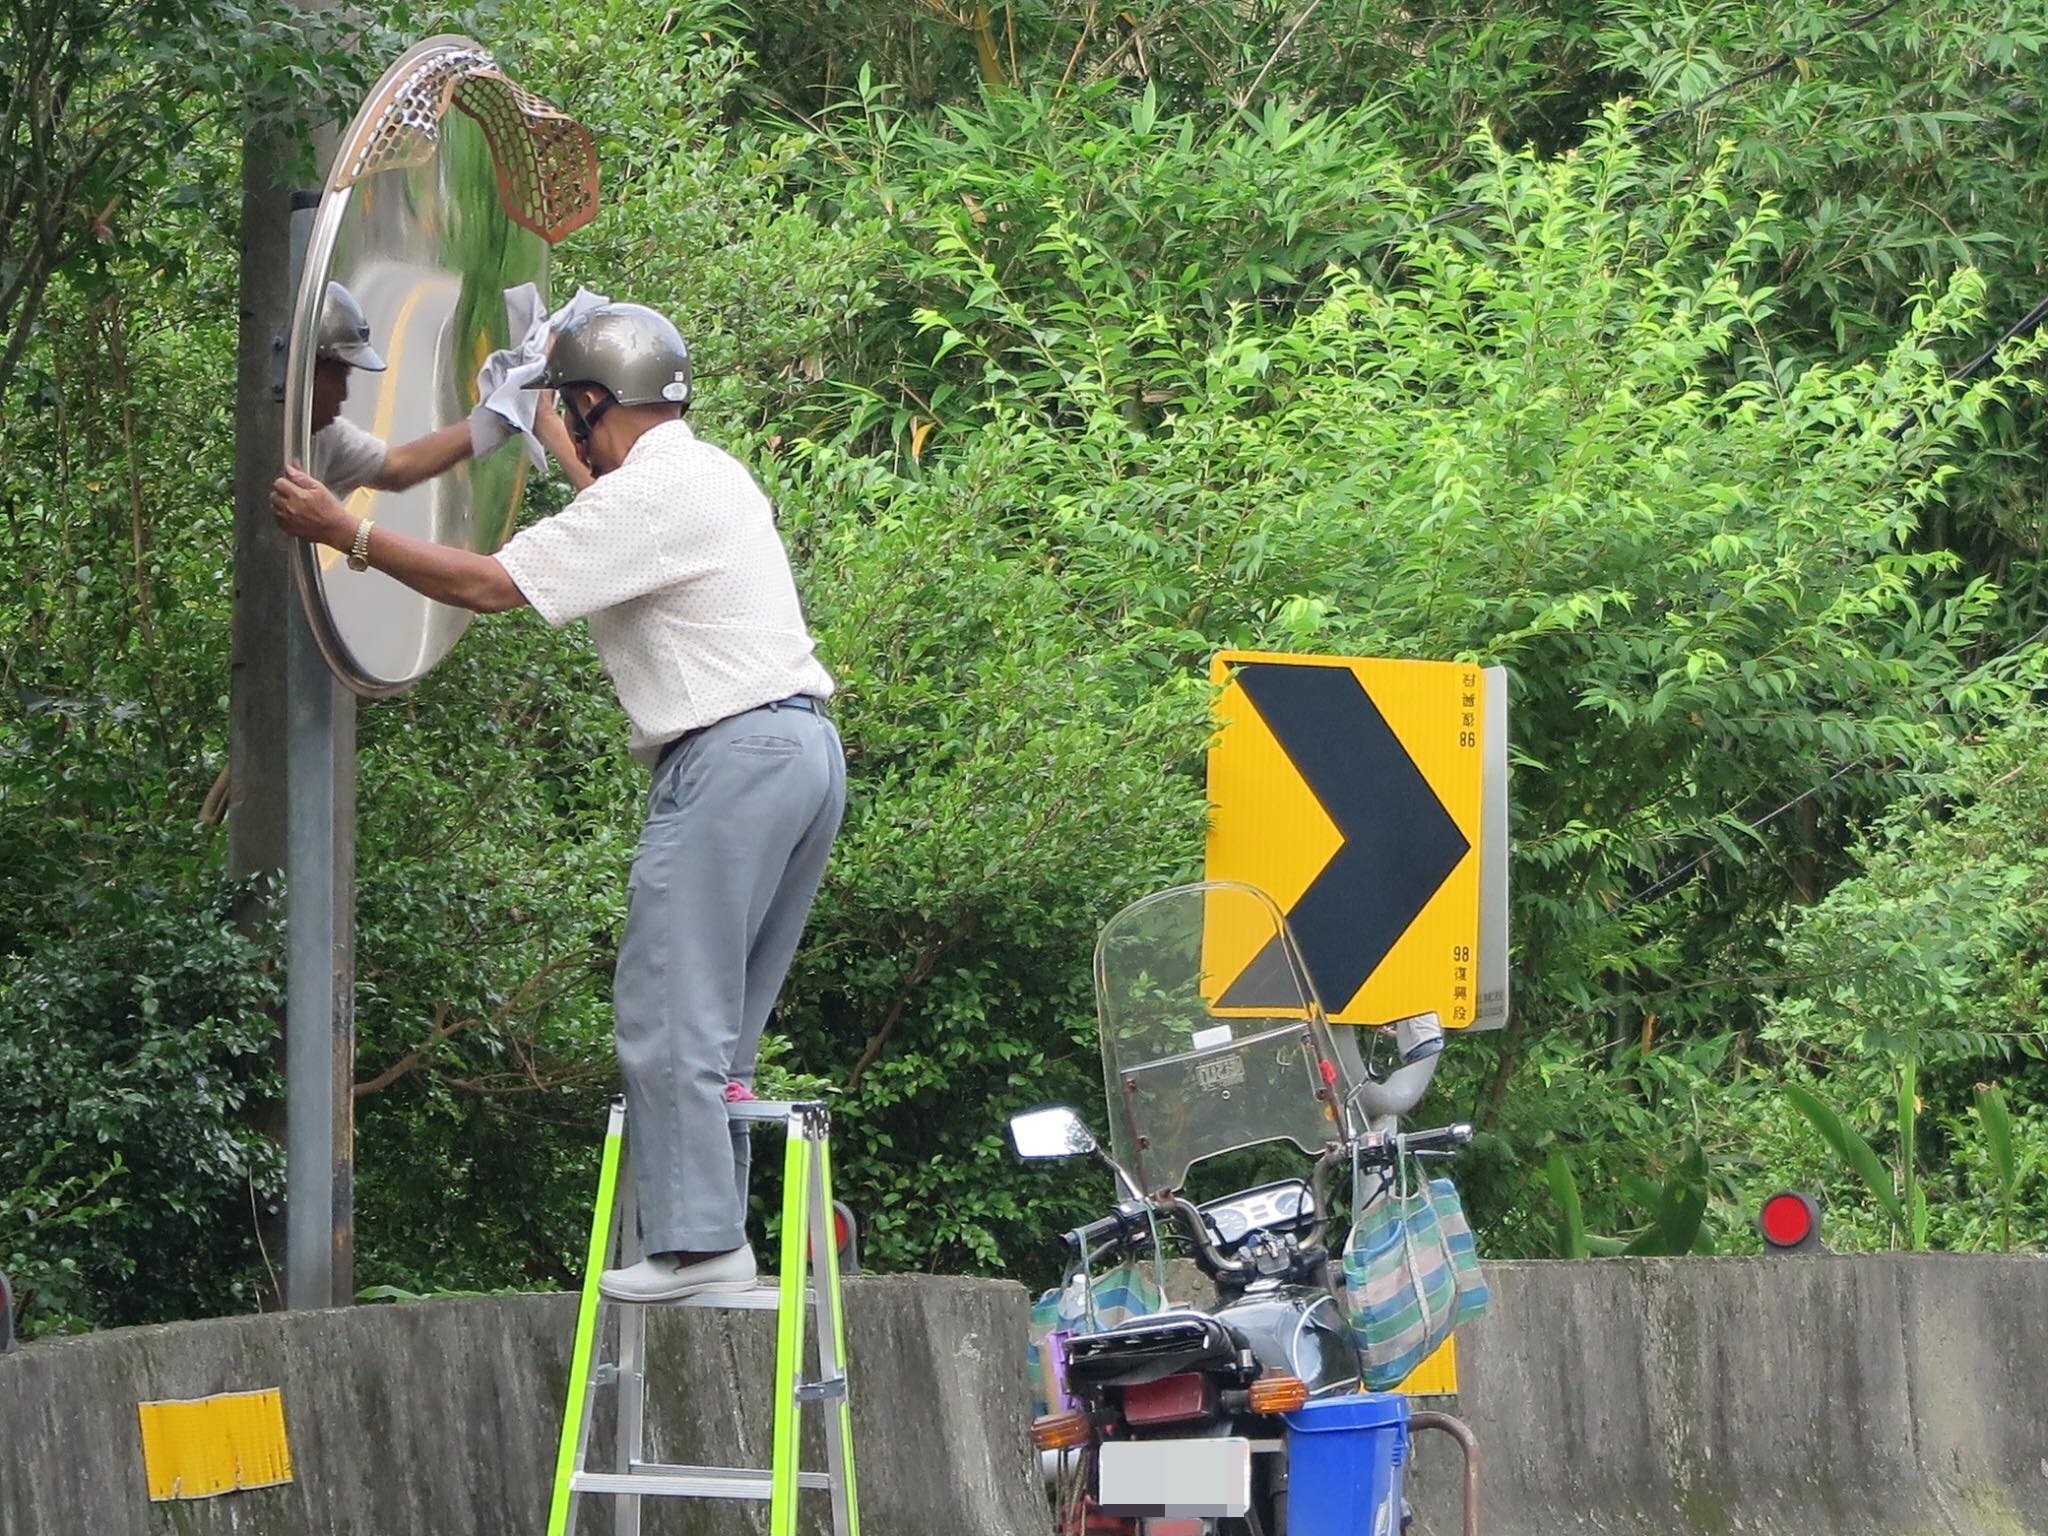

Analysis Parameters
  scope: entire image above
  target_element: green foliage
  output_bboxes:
[1737,709,2048,1253]
[0,116,294,1329]
[740,0,1623,152]
[0,839,284,1331]
[812,88,2035,1239]
[1586,1,2048,632]
[1545,1137,1710,1256]
[768,442,1208,1269]
[1545,1150,1589,1259]
[1974,1083,2018,1252]
[802,77,1413,452]
[1783,1081,1911,1243]
[0,0,399,400]
[1628,1139,1712,1257]
[500,0,882,432]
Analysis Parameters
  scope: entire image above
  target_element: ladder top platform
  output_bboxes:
[724,1098,825,1125]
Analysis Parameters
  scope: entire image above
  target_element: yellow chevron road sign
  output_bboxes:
[1205,652,1490,1028]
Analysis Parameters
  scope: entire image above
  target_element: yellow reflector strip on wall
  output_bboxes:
[137,1388,294,1500]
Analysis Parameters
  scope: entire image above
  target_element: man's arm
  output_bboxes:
[372,423,474,492]
[370,396,592,495]
[271,465,527,613]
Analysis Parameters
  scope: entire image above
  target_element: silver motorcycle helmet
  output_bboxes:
[316,280,387,372]
[534,301,692,409]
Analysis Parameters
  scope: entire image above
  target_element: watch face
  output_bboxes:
[283,37,596,696]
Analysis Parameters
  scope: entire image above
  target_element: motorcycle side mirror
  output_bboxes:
[1010,1106,1099,1160]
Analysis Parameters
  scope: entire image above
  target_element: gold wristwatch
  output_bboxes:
[346,516,375,572]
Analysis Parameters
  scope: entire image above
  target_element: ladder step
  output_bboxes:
[601,1281,812,1312]
[726,1098,806,1124]
[571,1466,833,1500]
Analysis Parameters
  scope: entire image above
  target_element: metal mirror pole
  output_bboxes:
[285,587,354,1311]
[284,184,358,1315]
[232,18,354,1312]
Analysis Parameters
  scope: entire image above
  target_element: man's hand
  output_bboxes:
[270,465,356,548]
[534,389,596,491]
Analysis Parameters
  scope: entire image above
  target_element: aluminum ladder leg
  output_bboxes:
[546,1096,860,1536]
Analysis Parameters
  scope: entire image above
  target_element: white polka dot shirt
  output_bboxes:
[495,420,835,765]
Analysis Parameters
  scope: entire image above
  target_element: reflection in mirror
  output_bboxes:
[1010,1107,1098,1160]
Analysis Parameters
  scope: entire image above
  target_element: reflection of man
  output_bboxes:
[308,281,476,504]
[271,302,845,1305]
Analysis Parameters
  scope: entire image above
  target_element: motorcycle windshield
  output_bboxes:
[1094,882,1345,1195]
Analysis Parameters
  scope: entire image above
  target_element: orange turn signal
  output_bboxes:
[1031,1408,1092,1452]
[1247,1373,1310,1414]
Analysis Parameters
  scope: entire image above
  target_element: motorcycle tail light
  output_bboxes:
[1119,1371,1217,1427]
[1247,1372,1310,1414]
[1032,1409,1092,1452]
[1080,1507,1137,1536]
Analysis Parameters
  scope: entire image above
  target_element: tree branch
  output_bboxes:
[352,1003,461,1097]
[847,937,950,1089]
[352,951,586,1098]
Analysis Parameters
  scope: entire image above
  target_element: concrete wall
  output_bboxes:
[7,1257,2047,1536]
[1408,1255,2048,1536]
[0,1275,1049,1536]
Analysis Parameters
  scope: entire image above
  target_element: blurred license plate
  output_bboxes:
[1097,1437,1252,1518]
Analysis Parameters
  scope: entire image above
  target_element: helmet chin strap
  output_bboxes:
[564,388,617,446]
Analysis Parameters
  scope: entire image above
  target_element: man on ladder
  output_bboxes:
[271,299,846,1302]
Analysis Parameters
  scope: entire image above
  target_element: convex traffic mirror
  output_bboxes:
[284,35,597,694]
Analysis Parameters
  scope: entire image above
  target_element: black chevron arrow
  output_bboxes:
[1218,662,1471,1014]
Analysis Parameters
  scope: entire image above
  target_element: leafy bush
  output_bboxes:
[0,820,282,1331]
[1743,705,2048,1251]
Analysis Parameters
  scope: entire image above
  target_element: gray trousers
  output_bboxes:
[613,699,846,1254]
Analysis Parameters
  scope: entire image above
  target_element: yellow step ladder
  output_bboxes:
[546,1096,860,1536]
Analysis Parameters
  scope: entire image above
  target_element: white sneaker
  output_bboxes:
[599,1244,759,1304]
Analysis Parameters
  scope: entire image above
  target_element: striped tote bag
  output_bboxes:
[1342,1157,1458,1390]
[1428,1175,1491,1326]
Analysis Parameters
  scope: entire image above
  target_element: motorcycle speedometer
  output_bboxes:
[1209,1207,1251,1244]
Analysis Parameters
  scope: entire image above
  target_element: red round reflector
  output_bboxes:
[1761,1192,1813,1247]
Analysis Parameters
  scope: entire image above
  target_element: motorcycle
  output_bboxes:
[1011,881,1479,1536]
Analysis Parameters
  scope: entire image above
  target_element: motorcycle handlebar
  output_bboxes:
[1064,1199,1253,1278]
[1405,1121,1475,1153]
[1064,1205,1148,1254]
[1166,1195,1251,1278]
[1061,1125,1470,1268]
[1353,1122,1474,1168]
[1368,1122,1482,1163]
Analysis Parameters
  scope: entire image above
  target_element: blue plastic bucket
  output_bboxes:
[1283,1391,1410,1536]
